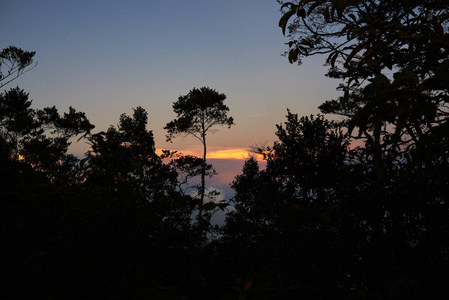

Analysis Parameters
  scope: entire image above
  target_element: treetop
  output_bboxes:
[165,87,234,142]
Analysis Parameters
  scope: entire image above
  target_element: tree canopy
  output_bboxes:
[278,0,449,154]
[0,46,37,88]
[258,1,449,297]
[165,87,234,143]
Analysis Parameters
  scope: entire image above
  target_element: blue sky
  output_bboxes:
[2,0,340,158]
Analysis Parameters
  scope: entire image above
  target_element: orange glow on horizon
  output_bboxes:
[208,149,260,160]
[156,148,264,160]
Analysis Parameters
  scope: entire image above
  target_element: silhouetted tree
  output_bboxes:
[162,150,216,197]
[0,87,93,177]
[0,46,37,88]
[221,112,351,299]
[161,151,223,242]
[278,0,449,159]
[276,1,449,297]
[165,86,234,220]
[84,107,218,298]
[0,88,100,299]
[255,111,349,202]
[85,107,172,200]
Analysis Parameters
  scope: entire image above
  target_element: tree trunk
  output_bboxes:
[199,135,206,220]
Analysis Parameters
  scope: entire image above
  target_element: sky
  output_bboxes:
[2,0,341,196]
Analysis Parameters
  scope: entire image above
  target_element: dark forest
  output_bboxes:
[1,1,449,299]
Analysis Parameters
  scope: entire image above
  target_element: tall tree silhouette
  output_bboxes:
[165,87,234,219]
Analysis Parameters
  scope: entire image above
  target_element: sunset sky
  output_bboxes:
[1,0,341,155]
[2,0,342,197]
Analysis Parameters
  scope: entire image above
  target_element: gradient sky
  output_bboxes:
[2,0,340,159]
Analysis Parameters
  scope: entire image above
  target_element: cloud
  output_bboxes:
[207,149,256,159]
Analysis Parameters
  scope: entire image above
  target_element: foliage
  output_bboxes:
[0,48,229,299]
[0,87,94,176]
[221,112,351,299]
[256,111,349,201]
[278,0,449,158]
[216,1,449,297]
[85,106,170,194]
[0,46,37,88]
[3,7,449,295]
[84,107,204,244]
[0,98,217,299]
[162,150,216,196]
[165,87,234,143]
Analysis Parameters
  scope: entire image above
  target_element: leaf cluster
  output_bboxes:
[0,87,94,173]
[278,0,449,175]
[165,87,234,143]
[0,46,37,88]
